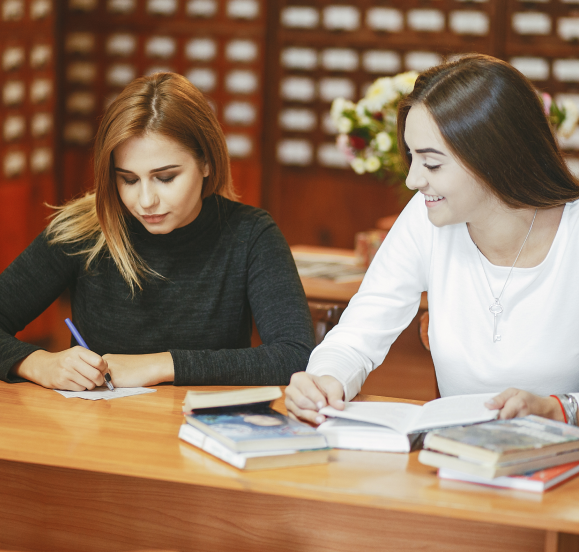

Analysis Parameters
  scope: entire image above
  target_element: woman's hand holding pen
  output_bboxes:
[285,372,345,425]
[13,348,108,391]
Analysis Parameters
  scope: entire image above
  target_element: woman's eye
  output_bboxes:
[424,163,441,172]
[158,176,176,183]
[123,177,138,185]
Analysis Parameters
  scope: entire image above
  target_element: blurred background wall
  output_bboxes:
[2,0,579,344]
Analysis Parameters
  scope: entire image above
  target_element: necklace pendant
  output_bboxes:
[490,299,503,343]
[489,299,503,315]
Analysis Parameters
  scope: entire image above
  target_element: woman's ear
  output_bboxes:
[203,164,209,178]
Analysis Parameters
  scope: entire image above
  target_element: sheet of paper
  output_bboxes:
[54,386,157,400]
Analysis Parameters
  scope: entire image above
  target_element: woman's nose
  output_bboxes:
[139,182,159,210]
[405,163,427,191]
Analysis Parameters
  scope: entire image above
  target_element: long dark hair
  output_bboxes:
[397,54,579,208]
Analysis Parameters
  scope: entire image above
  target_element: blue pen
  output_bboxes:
[64,318,114,391]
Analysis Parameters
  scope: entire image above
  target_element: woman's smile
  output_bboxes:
[423,194,445,206]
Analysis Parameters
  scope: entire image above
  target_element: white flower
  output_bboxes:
[559,100,579,139]
[365,156,381,172]
[375,132,393,152]
[392,71,419,95]
[337,116,353,133]
[330,97,355,123]
[364,77,398,112]
[351,158,366,174]
[358,115,371,126]
[355,100,368,117]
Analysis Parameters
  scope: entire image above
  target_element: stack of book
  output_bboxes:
[438,461,579,493]
[419,415,579,484]
[179,387,329,470]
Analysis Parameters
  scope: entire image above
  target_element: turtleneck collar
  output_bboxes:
[128,194,223,246]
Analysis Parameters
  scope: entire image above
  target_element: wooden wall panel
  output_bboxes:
[60,0,267,207]
[1,0,59,343]
[261,0,579,247]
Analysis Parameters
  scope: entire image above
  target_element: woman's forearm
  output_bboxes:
[102,351,174,387]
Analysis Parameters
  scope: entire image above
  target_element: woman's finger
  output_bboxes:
[498,396,530,419]
[485,387,519,409]
[315,375,345,409]
[76,347,109,373]
[285,396,326,425]
[288,373,328,411]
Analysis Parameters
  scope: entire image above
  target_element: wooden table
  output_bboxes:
[1,382,578,552]
[291,244,364,305]
[291,244,428,309]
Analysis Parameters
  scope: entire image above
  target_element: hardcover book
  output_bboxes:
[423,415,579,464]
[183,386,282,412]
[184,404,327,453]
[179,423,330,470]
[438,461,579,493]
[419,447,579,479]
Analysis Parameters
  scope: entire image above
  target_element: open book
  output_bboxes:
[319,393,499,437]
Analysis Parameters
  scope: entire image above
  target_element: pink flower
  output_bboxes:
[542,93,552,116]
[337,133,356,161]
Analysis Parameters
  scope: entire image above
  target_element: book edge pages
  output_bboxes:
[179,424,330,470]
[419,448,579,479]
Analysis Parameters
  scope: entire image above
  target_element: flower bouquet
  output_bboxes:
[541,93,579,140]
[330,71,418,183]
[332,72,579,187]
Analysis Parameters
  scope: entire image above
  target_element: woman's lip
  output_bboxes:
[141,213,168,223]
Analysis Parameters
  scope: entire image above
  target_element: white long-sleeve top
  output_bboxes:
[307,193,579,402]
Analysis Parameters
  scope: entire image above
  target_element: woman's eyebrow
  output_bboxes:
[114,164,181,173]
[415,148,446,156]
[150,164,181,173]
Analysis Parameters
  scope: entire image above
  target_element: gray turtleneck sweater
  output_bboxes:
[0,195,315,385]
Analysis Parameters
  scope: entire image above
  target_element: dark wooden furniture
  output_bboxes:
[308,301,345,345]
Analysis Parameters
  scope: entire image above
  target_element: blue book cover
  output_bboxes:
[184,405,327,453]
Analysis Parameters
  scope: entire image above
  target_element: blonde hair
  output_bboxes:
[47,72,236,293]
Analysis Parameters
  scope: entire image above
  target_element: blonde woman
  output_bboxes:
[1,72,314,390]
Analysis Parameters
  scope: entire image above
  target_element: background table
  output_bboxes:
[1,382,579,552]
[291,244,428,309]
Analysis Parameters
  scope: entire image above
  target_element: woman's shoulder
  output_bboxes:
[213,195,276,232]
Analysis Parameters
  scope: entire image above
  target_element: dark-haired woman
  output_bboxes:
[0,72,314,390]
[286,54,579,426]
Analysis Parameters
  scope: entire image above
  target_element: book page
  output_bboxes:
[320,402,422,434]
[413,393,498,432]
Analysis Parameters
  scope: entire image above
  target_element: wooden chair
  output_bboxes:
[419,311,430,352]
[308,302,346,345]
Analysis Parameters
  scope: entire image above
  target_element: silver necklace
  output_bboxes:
[473,209,537,343]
